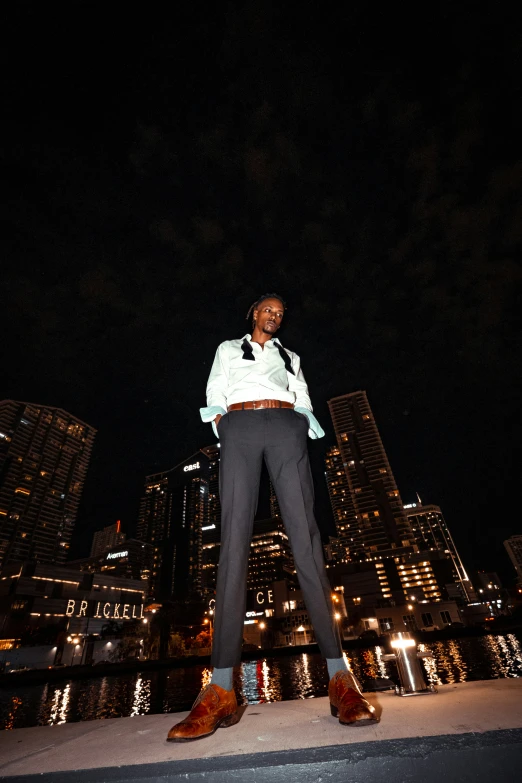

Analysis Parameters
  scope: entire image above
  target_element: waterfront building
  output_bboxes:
[0,560,147,647]
[69,538,153,584]
[504,535,522,582]
[328,551,466,610]
[404,502,474,601]
[90,520,126,557]
[359,599,462,636]
[0,401,96,569]
[327,391,414,562]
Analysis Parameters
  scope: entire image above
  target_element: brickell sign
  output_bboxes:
[65,599,144,620]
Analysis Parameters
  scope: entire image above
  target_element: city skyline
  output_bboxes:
[1,389,518,590]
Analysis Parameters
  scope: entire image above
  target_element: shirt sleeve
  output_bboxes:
[288,352,325,439]
[200,343,229,428]
[288,351,312,410]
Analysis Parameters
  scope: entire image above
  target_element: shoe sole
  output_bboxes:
[166,711,241,742]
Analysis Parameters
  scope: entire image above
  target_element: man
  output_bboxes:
[167,293,377,742]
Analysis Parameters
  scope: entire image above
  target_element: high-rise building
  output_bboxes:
[0,400,96,568]
[504,536,522,582]
[198,445,221,597]
[327,391,414,562]
[136,450,212,601]
[404,502,473,601]
[200,445,221,531]
[90,520,126,557]
[324,445,355,562]
[247,518,295,591]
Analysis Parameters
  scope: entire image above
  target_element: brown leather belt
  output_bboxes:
[227,399,294,412]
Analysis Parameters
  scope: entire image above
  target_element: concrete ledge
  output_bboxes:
[2,729,522,782]
[1,679,522,782]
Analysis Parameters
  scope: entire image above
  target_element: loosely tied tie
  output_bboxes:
[240,338,295,375]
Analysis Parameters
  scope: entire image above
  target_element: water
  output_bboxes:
[1,632,521,730]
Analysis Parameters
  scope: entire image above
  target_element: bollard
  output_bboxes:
[381,631,437,697]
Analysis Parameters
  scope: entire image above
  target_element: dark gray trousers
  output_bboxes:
[211,407,342,668]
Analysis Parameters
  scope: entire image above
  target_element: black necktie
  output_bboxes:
[241,338,295,375]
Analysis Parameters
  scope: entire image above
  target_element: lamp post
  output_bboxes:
[334,611,342,646]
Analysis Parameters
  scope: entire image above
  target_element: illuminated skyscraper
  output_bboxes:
[247,518,295,591]
[0,400,96,568]
[137,452,206,601]
[327,391,414,561]
[324,445,354,562]
[90,520,126,557]
[404,502,473,600]
[199,444,222,597]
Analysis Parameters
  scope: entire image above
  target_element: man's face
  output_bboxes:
[253,298,285,335]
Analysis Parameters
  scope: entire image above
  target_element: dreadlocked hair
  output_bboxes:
[246,293,287,328]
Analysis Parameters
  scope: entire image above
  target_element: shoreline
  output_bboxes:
[1,624,520,689]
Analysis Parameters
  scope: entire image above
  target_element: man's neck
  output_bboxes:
[250,328,274,348]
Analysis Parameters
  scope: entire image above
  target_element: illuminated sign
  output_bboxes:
[65,599,144,620]
[246,611,264,618]
[202,524,216,531]
[183,462,200,472]
[106,550,128,560]
[256,589,274,605]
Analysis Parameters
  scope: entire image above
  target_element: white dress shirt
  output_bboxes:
[200,334,325,439]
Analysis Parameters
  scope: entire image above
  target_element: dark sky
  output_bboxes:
[3,5,521,583]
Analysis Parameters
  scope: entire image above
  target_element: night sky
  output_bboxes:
[3,5,521,582]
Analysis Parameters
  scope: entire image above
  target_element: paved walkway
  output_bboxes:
[0,678,521,778]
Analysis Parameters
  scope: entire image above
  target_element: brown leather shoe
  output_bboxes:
[166,684,240,742]
[329,670,379,726]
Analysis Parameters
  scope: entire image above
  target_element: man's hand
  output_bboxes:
[215,414,222,428]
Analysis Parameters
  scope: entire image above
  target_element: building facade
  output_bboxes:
[69,538,153,584]
[0,560,147,645]
[404,502,474,601]
[136,451,212,601]
[90,520,126,557]
[199,445,222,597]
[247,518,295,592]
[359,600,462,636]
[0,401,96,569]
[327,391,414,562]
[504,535,522,582]
[324,445,355,562]
[328,551,466,612]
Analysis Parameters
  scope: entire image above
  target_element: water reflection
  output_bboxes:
[375,646,390,679]
[1,631,521,730]
[418,644,442,686]
[130,676,151,717]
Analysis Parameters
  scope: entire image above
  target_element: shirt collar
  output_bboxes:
[242,334,281,347]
